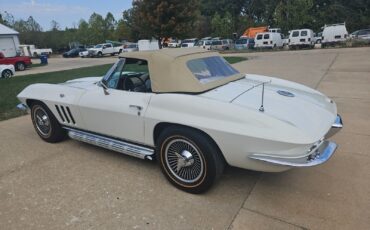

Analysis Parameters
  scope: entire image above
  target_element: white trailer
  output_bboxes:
[19,44,53,57]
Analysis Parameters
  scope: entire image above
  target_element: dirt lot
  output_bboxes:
[1,47,369,229]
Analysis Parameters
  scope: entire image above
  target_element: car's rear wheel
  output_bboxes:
[1,69,12,79]
[16,62,26,71]
[31,102,66,143]
[157,126,224,194]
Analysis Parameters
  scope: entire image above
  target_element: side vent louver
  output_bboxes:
[55,105,76,125]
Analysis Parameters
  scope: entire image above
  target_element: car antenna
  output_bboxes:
[259,80,271,112]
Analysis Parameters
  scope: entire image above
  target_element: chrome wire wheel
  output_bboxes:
[33,106,51,137]
[164,138,204,184]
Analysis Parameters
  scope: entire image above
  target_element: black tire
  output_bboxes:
[1,69,12,79]
[16,62,26,71]
[30,102,67,143]
[98,52,103,57]
[156,126,224,194]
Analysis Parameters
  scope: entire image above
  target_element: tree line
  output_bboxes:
[1,0,369,52]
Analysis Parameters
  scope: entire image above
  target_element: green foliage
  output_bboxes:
[211,12,234,38]
[274,0,314,32]
[129,0,201,39]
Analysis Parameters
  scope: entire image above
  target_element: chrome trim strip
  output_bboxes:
[16,103,28,111]
[326,114,343,138]
[65,128,154,160]
[249,141,337,167]
[332,114,343,128]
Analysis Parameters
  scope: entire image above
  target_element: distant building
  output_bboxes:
[0,23,20,57]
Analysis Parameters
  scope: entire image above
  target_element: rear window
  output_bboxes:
[263,34,270,39]
[256,34,263,40]
[187,56,240,84]
[301,31,308,36]
[292,31,299,37]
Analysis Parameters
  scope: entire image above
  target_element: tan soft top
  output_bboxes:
[119,48,243,93]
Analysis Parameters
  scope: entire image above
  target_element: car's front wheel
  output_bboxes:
[157,126,224,194]
[1,69,12,79]
[31,102,66,143]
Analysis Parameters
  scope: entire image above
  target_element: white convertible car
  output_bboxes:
[17,48,342,193]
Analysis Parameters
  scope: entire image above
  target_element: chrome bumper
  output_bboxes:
[325,114,343,138]
[16,103,28,111]
[249,115,342,168]
[249,141,337,167]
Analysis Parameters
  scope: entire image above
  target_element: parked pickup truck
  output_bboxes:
[88,43,122,57]
[0,52,32,71]
[19,44,53,57]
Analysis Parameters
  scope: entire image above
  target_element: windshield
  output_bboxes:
[187,56,240,84]
[95,44,103,48]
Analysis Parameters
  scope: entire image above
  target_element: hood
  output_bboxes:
[200,74,337,141]
[60,76,102,89]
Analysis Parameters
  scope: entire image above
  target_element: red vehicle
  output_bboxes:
[0,52,32,71]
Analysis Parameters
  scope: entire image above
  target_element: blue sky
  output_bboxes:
[0,0,133,30]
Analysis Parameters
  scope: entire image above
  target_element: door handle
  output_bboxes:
[129,105,143,111]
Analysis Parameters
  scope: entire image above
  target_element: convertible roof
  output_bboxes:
[119,48,243,93]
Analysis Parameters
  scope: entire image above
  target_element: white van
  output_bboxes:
[288,29,315,49]
[269,28,282,33]
[321,23,349,47]
[255,32,284,48]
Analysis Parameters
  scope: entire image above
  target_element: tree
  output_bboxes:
[88,13,105,43]
[273,0,313,32]
[129,0,200,44]
[50,20,60,31]
[211,12,234,38]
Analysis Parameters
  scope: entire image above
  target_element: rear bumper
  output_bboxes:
[248,114,343,168]
[249,140,337,167]
[325,114,343,138]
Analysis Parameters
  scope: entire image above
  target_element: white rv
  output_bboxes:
[255,32,284,48]
[321,23,349,47]
[288,29,315,49]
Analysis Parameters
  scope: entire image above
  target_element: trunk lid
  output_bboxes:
[200,74,337,139]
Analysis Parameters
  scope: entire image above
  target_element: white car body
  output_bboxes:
[16,49,342,192]
[195,40,212,50]
[0,64,15,78]
[168,41,181,48]
[255,32,284,48]
[181,39,198,48]
[321,23,349,45]
[288,29,315,48]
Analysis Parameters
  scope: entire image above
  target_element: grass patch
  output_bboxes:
[224,56,248,64]
[0,64,112,121]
